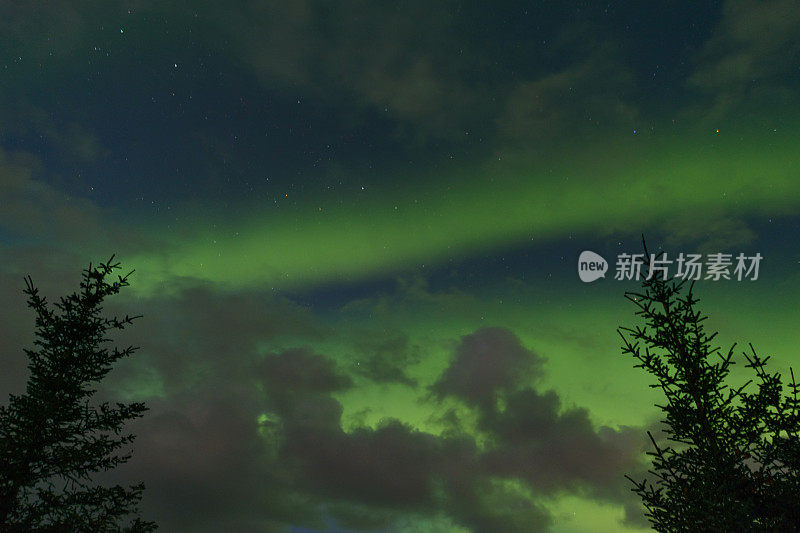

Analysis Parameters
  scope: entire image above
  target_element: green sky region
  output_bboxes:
[116,261,800,432]
[268,277,800,533]
[79,119,800,531]
[290,267,800,434]
[110,116,800,453]
[110,253,800,533]
[125,126,800,295]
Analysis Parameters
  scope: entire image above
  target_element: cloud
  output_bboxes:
[119,393,301,532]
[257,347,354,394]
[661,213,758,254]
[108,313,650,531]
[688,0,800,118]
[282,416,445,507]
[479,388,645,499]
[233,0,485,140]
[431,327,648,522]
[158,1,642,148]
[432,327,545,408]
[0,148,102,243]
[0,1,92,61]
[497,45,638,148]
[351,330,420,386]
[273,392,553,532]
[106,283,329,394]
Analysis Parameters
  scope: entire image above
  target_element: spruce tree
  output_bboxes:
[620,241,800,531]
[0,257,155,531]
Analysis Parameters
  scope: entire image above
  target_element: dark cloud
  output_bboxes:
[479,388,644,499]
[2,249,651,531]
[0,148,103,243]
[432,327,545,408]
[0,1,94,61]
[114,311,649,531]
[107,341,356,531]
[283,417,444,507]
[431,327,648,524]
[662,213,758,254]
[497,44,638,148]
[107,283,329,394]
[272,392,554,532]
[0,0,650,167]
[258,347,353,394]
[322,501,397,531]
[688,0,800,118]
[448,477,553,533]
[351,331,420,386]
[214,0,490,141]
[116,393,306,533]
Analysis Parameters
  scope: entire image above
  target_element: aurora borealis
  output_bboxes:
[2,1,800,531]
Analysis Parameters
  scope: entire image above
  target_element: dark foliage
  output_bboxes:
[620,241,800,531]
[0,258,155,531]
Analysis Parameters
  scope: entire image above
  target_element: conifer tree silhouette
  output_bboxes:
[0,257,155,532]
[620,240,800,531]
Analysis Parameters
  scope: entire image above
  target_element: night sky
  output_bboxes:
[2,1,800,531]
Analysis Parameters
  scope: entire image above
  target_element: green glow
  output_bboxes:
[126,128,800,294]
[548,495,649,533]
